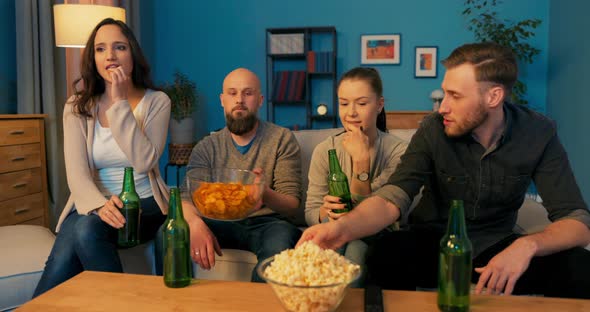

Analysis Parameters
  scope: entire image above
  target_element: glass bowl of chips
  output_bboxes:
[187,168,265,221]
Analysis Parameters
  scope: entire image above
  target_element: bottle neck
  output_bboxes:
[328,149,343,174]
[122,168,136,193]
[168,188,184,220]
[446,200,468,237]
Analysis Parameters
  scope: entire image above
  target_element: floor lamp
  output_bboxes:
[53,4,126,48]
[53,4,126,96]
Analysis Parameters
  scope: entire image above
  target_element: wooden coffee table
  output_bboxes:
[18,271,590,311]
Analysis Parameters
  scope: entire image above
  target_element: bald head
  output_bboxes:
[222,68,261,92]
[220,68,264,135]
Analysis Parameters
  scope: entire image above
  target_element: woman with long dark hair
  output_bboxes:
[34,18,170,296]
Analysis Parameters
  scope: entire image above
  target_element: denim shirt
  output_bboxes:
[374,103,590,257]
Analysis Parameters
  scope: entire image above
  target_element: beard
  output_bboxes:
[226,108,258,135]
[444,100,488,137]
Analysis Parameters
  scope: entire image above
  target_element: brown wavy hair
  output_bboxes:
[338,67,387,132]
[71,18,156,117]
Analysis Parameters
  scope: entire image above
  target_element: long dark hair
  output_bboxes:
[72,18,156,117]
[338,67,387,132]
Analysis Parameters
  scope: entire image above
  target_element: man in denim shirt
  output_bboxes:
[298,42,590,298]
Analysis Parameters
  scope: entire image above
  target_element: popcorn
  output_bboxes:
[262,241,360,312]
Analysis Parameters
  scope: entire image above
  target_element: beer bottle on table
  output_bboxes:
[163,187,192,288]
[438,199,473,312]
[327,149,353,213]
[117,167,140,248]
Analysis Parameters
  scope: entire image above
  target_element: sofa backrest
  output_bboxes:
[291,128,343,224]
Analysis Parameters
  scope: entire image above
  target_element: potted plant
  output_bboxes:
[462,0,541,105]
[162,71,198,164]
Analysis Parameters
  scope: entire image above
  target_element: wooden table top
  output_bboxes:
[18,271,590,311]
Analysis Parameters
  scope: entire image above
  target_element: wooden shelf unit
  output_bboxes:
[266,26,338,129]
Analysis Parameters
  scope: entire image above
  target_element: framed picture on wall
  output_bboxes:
[414,46,438,78]
[361,34,401,65]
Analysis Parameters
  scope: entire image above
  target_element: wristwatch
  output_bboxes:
[355,171,369,182]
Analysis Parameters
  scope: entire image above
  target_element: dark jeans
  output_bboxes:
[33,197,165,298]
[155,213,302,283]
[366,228,590,299]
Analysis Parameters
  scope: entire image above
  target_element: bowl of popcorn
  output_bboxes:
[187,168,264,221]
[258,241,361,312]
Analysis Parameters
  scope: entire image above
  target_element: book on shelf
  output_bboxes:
[307,51,316,73]
[307,51,333,73]
[269,33,304,54]
[272,71,306,102]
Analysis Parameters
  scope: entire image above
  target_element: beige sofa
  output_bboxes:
[1,127,585,311]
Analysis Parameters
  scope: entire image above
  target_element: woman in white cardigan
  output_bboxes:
[34,18,170,297]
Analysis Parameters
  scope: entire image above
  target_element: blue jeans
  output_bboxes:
[337,233,384,288]
[33,197,165,298]
[155,214,301,283]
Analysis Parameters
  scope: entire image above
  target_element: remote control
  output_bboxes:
[364,284,384,312]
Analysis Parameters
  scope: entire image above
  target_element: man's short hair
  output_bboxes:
[442,42,518,93]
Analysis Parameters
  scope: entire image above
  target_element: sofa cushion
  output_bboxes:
[515,198,590,250]
[515,198,551,234]
[193,249,258,282]
[0,225,55,311]
[292,128,345,224]
[389,129,417,143]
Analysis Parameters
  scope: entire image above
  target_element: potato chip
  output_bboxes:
[193,182,259,220]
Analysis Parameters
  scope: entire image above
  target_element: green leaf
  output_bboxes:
[161,71,199,121]
[462,0,541,104]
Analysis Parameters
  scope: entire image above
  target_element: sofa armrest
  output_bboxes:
[0,225,55,311]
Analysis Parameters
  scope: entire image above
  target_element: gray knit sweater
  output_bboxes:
[186,121,302,217]
[305,130,408,225]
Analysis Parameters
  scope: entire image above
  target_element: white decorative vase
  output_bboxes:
[169,117,194,144]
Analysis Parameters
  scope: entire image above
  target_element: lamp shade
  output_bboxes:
[53,4,126,48]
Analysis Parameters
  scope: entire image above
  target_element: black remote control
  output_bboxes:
[364,284,384,312]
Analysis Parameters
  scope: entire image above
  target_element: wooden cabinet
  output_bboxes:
[385,111,431,129]
[266,27,338,129]
[0,115,49,227]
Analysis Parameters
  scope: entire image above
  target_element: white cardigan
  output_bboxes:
[56,90,171,231]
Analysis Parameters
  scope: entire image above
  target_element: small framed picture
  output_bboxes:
[414,46,438,78]
[361,34,401,65]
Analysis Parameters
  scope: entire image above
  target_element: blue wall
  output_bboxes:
[3,1,572,194]
[547,0,590,204]
[146,0,549,136]
[0,0,16,114]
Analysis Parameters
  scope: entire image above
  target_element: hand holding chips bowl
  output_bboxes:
[187,168,264,221]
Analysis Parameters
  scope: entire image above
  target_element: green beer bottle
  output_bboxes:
[438,199,473,312]
[117,167,140,248]
[327,149,353,213]
[163,187,192,288]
